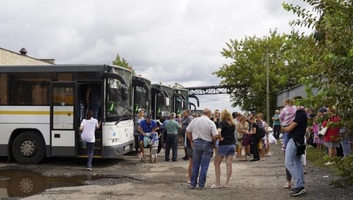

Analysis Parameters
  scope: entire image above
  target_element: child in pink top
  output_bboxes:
[280,98,297,150]
[280,98,297,126]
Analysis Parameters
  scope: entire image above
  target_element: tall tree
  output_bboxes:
[214,31,311,120]
[112,54,136,75]
[283,0,353,128]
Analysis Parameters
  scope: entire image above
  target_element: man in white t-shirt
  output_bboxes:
[186,108,218,190]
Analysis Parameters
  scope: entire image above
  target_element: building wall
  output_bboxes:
[276,84,319,108]
[0,48,53,65]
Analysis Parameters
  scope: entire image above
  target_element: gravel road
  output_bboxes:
[0,143,352,200]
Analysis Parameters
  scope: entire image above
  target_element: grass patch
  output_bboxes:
[306,145,327,167]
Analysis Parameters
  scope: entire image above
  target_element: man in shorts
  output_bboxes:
[138,115,158,162]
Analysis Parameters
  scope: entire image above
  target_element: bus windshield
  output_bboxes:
[134,86,149,113]
[106,78,132,122]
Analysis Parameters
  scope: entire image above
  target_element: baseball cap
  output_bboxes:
[318,107,327,113]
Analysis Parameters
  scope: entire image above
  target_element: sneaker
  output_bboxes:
[198,186,206,190]
[290,187,306,196]
[182,156,189,160]
[324,161,335,165]
[87,168,92,171]
[189,185,195,189]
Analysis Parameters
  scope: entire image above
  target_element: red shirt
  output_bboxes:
[322,115,340,142]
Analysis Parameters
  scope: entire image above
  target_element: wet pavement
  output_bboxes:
[0,154,142,199]
[0,168,139,199]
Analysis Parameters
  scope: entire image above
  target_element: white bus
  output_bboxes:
[0,64,134,164]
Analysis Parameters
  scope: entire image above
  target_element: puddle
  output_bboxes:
[0,169,137,198]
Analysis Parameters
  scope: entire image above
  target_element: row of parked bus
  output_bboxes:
[132,75,199,120]
[0,64,198,164]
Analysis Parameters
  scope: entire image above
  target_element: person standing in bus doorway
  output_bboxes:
[86,84,102,120]
[138,115,158,162]
[80,109,100,171]
[134,109,145,154]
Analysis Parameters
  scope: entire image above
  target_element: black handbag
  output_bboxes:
[293,138,306,156]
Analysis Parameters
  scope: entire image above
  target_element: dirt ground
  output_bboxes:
[1,143,353,200]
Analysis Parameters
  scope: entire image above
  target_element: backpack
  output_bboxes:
[249,123,266,140]
[256,126,266,140]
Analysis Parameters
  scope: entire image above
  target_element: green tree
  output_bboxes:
[283,0,353,127]
[214,31,311,120]
[112,54,136,75]
[283,0,353,182]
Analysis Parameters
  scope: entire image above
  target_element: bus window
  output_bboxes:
[32,82,49,105]
[8,73,51,105]
[53,84,74,106]
[0,73,8,105]
[58,73,73,81]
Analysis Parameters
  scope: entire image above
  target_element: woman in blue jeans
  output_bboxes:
[282,107,307,197]
[80,110,100,171]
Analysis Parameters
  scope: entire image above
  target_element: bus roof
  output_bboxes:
[0,64,130,73]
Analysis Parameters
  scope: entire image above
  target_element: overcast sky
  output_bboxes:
[0,0,309,113]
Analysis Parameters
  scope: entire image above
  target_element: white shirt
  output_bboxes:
[186,115,218,142]
[81,118,99,143]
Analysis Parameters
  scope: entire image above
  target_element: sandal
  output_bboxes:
[210,184,222,189]
[284,182,292,189]
[223,185,230,188]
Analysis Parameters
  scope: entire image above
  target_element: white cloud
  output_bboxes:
[0,0,310,111]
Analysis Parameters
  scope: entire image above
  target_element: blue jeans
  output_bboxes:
[283,132,289,148]
[86,142,94,168]
[90,101,101,120]
[340,138,351,157]
[165,134,178,161]
[190,139,213,188]
[285,139,305,188]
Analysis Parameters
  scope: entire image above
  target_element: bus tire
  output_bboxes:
[12,131,46,164]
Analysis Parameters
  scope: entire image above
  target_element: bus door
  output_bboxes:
[50,82,76,156]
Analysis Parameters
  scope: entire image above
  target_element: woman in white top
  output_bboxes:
[80,109,100,170]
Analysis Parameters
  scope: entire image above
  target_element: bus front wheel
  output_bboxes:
[12,131,46,164]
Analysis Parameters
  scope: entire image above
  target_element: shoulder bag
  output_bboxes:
[318,126,328,137]
[293,138,306,156]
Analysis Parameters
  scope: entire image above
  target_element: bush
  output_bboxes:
[333,155,353,185]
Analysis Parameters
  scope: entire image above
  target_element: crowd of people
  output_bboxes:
[130,99,352,197]
[133,108,275,189]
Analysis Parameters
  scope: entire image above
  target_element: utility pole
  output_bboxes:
[266,43,270,123]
